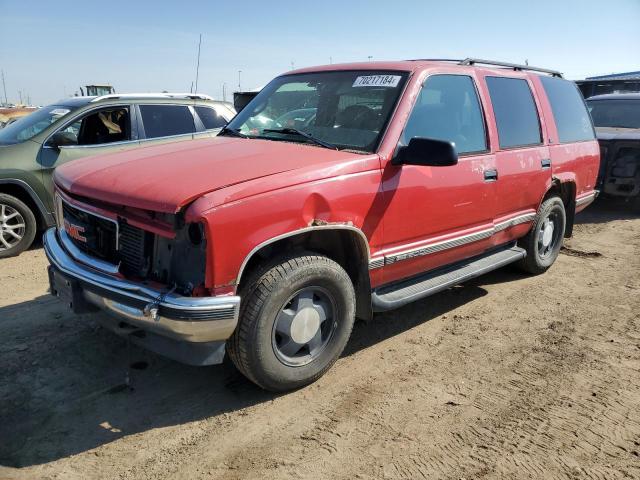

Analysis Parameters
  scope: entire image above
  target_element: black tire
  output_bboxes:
[0,193,37,259]
[517,196,566,275]
[227,253,356,392]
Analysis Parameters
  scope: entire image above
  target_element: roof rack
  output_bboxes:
[410,58,563,78]
[459,58,563,77]
[90,92,214,102]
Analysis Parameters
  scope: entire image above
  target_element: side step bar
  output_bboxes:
[372,244,526,312]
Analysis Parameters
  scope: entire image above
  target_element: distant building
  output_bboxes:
[576,71,640,98]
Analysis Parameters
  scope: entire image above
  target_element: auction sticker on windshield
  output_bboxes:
[352,75,401,88]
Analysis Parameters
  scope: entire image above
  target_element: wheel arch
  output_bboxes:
[236,225,373,321]
[0,179,54,230]
[544,177,576,238]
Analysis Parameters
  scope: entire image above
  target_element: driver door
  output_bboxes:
[379,74,498,285]
[38,104,139,209]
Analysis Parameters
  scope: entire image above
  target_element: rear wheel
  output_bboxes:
[517,196,566,274]
[0,194,37,259]
[227,253,355,391]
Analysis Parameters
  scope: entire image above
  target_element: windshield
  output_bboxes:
[226,70,409,152]
[587,99,640,129]
[0,105,76,145]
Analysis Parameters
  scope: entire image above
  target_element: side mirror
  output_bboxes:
[393,137,458,167]
[48,131,77,149]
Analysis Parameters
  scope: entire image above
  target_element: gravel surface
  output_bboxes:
[1,200,639,480]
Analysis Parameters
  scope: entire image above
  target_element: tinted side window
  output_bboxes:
[139,105,195,139]
[402,75,487,154]
[195,106,227,129]
[540,77,595,143]
[486,77,541,149]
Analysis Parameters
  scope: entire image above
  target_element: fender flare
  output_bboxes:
[0,178,55,227]
[236,224,371,286]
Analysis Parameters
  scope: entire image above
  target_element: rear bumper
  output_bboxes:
[44,227,240,364]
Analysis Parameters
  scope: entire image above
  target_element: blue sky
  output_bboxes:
[1,0,639,105]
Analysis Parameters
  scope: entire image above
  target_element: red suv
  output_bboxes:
[45,59,599,391]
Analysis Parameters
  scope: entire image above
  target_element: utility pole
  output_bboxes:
[222,82,227,102]
[329,56,332,64]
[1,70,7,105]
[194,33,202,93]
[18,90,22,104]
[238,70,242,91]
[291,60,295,70]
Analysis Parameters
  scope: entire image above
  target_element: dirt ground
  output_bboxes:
[1,200,639,480]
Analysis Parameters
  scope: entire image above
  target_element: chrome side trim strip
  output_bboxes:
[494,213,536,232]
[385,228,494,265]
[576,191,597,207]
[383,212,536,267]
[368,258,385,270]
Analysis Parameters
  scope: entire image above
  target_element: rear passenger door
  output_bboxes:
[136,104,198,146]
[484,76,551,243]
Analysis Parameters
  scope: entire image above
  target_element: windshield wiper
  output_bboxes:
[219,126,248,138]
[262,128,338,150]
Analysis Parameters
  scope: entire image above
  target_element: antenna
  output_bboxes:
[1,69,7,105]
[238,70,242,91]
[194,34,202,93]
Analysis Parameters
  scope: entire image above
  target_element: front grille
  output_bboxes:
[62,202,118,263]
[62,199,154,275]
[119,222,150,276]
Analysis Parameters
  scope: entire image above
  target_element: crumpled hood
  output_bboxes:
[595,127,640,141]
[55,136,370,213]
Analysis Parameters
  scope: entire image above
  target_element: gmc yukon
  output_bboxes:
[44,59,599,391]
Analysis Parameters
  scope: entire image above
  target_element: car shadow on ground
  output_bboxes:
[576,197,638,224]
[0,281,490,468]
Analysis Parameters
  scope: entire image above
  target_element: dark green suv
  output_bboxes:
[0,93,235,257]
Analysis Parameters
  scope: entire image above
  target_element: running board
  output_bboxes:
[371,244,526,312]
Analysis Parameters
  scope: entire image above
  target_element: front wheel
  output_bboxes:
[517,196,566,274]
[227,253,356,392]
[0,194,37,259]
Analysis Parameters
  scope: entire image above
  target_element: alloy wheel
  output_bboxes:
[0,204,26,252]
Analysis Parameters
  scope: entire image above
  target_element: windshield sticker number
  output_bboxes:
[352,75,401,88]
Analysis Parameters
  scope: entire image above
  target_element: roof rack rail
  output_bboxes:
[408,58,464,63]
[90,92,214,102]
[458,58,563,77]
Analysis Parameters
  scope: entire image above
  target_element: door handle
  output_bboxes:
[484,169,498,182]
[541,158,551,169]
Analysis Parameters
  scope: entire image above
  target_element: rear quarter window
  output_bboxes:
[486,77,542,149]
[195,106,227,130]
[540,76,595,143]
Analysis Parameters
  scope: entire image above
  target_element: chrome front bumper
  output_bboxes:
[44,228,240,363]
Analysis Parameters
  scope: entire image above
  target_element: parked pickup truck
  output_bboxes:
[45,59,599,391]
